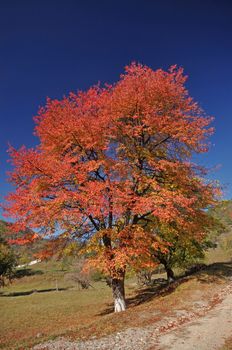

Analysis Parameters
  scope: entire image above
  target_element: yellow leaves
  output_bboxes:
[62,242,79,256]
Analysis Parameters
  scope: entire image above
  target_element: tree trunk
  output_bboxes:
[165,265,175,283]
[112,275,126,312]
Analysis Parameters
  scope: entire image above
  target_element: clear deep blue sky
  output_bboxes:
[0,0,232,211]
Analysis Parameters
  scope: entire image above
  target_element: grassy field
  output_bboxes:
[0,261,112,349]
[1,260,138,349]
[1,257,232,350]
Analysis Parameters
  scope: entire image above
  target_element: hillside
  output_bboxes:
[210,200,232,226]
[0,220,48,264]
[206,200,232,263]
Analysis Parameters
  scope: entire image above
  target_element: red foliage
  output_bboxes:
[4,63,218,276]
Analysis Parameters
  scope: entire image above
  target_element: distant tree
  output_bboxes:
[0,234,17,287]
[65,257,93,289]
[136,268,155,286]
[4,63,218,311]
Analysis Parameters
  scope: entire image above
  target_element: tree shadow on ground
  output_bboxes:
[98,277,189,315]
[98,260,232,315]
[14,268,44,279]
[194,261,232,283]
[0,287,69,297]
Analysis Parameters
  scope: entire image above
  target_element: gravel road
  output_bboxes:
[33,280,232,350]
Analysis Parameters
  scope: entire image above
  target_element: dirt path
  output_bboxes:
[34,280,232,350]
[157,288,232,350]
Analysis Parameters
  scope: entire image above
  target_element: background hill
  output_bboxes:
[0,220,47,265]
[205,200,232,263]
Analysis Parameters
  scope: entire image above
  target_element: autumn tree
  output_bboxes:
[4,63,218,312]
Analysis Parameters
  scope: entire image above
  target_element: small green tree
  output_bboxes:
[134,207,223,283]
[0,234,17,287]
[152,214,223,282]
[153,234,214,281]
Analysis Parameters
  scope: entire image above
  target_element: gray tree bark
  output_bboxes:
[112,275,126,312]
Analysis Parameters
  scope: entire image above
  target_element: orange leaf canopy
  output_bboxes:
[4,63,217,275]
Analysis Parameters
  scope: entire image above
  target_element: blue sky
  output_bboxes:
[0,0,232,215]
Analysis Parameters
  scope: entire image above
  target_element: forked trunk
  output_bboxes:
[112,275,126,312]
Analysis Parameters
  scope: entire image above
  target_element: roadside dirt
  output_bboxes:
[34,276,232,350]
[157,284,232,350]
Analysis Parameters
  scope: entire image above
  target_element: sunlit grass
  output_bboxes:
[1,250,232,350]
[0,262,114,349]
